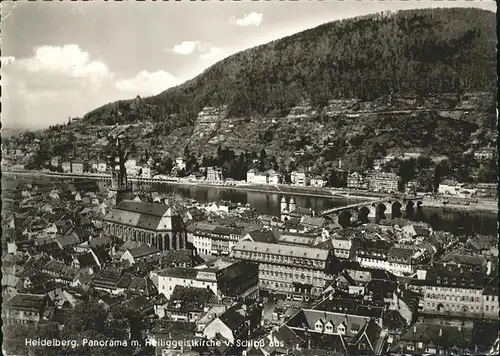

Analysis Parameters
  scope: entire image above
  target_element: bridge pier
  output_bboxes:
[321,196,423,224]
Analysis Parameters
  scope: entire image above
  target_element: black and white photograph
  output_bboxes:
[1,0,498,355]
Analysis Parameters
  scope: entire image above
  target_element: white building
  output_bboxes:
[154,267,217,299]
[310,177,326,187]
[141,167,152,178]
[176,157,186,170]
[474,148,495,161]
[246,169,268,184]
[438,180,476,198]
[97,162,107,173]
[62,162,72,173]
[291,170,309,187]
[125,159,138,176]
[268,170,280,184]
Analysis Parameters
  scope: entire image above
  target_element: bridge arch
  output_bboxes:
[358,207,370,224]
[405,201,415,219]
[338,211,352,228]
[391,201,403,219]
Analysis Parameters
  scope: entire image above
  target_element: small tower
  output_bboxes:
[289,197,296,213]
[280,196,288,214]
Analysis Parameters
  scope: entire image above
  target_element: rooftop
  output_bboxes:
[127,245,160,259]
[233,240,331,261]
[3,293,47,311]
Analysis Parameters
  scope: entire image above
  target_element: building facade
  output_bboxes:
[206,167,223,181]
[71,162,88,174]
[367,171,399,193]
[2,294,48,325]
[154,259,258,300]
[268,170,280,184]
[187,224,244,256]
[474,148,495,161]
[310,177,326,187]
[347,172,368,190]
[231,240,336,297]
[475,183,497,198]
[291,170,309,187]
[417,267,487,317]
[62,162,72,173]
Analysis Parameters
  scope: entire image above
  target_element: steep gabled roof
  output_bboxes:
[3,293,47,311]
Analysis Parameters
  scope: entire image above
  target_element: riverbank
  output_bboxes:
[4,170,497,213]
[172,181,379,201]
[4,170,374,202]
[422,196,498,214]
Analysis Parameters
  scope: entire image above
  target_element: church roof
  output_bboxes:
[103,200,184,232]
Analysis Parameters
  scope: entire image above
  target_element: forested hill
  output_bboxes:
[84,7,496,126]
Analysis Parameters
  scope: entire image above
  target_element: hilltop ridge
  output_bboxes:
[83,8,495,127]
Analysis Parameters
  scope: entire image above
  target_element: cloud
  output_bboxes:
[2,44,115,129]
[173,41,199,55]
[15,44,111,86]
[232,12,263,27]
[116,70,182,96]
[1,56,16,66]
[170,41,222,60]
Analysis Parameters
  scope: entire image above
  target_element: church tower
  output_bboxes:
[280,196,288,214]
[108,137,132,207]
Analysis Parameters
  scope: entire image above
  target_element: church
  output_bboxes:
[103,200,187,251]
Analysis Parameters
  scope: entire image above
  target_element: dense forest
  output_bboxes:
[83,8,496,126]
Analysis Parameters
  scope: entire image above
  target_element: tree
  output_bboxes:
[477,160,497,183]
[398,158,417,185]
[164,157,173,173]
[186,155,198,173]
[260,148,267,162]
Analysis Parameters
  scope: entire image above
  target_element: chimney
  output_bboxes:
[413,326,417,333]
[439,328,443,337]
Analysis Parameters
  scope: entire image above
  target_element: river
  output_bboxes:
[4,176,497,236]
[131,182,496,237]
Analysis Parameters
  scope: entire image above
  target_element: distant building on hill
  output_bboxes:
[367,171,399,193]
[246,169,281,185]
[474,147,495,161]
[206,167,223,181]
[291,170,309,187]
[62,161,72,173]
[475,183,497,198]
[347,172,368,190]
[310,176,326,187]
[71,161,88,174]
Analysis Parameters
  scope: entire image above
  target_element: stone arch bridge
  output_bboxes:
[319,196,424,225]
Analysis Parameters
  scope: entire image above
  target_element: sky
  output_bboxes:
[1,0,496,129]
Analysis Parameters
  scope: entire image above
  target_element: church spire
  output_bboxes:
[108,134,132,206]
